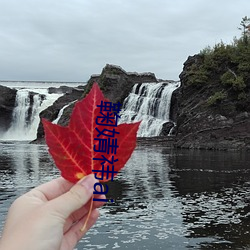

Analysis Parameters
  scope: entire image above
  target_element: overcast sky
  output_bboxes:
[0,0,249,82]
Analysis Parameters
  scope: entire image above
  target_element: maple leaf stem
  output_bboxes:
[80,195,94,232]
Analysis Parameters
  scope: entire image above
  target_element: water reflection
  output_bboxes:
[0,142,58,230]
[1,143,250,249]
[82,145,187,249]
[169,150,250,249]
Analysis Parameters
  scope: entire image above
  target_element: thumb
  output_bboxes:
[48,174,97,219]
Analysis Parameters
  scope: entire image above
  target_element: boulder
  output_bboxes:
[160,122,175,136]
[0,85,17,132]
[87,64,158,104]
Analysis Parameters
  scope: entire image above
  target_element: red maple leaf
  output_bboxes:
[42,82,140,183]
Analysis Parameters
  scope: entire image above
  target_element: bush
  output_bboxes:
[233,76,246,91]
[220,71,236,86]
[200,46,213,55]
[221,71,246,91]
[238,61,250,79]
[184,26,250,112]
[207,91,228,106]
[186,64,209,86]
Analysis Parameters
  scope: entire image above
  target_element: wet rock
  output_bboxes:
[0,85,17,132]
[36,88,85,139]
[160,122,175,136]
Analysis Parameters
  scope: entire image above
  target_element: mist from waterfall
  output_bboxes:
[1,89,62,141]
[119,81,180,137]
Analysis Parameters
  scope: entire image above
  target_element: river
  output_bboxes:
[0,142,250,249]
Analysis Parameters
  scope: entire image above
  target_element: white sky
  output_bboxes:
[0,0,249,82]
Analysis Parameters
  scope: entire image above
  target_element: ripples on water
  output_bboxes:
[0,143,250,249]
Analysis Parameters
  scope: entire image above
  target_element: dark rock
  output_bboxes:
[0,86,47,135]
[170,87,181,122]
[160,122,175,136]
[136,136,175,148]
[175,54,250,151]
[36,88,84,139]
[87,64,158,104]
[178,54,204,87]
[26,92,46,124]
[59,64,158,128]
[48,85,85,94]
[77,85,85,90]
[0,85,17,133]
[35,64,159,140]
[235,112,249,122]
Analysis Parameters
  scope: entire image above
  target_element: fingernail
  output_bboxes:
[78,174,97,191]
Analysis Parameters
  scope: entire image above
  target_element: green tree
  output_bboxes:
[238,16,250,44]
[206,91,228,106]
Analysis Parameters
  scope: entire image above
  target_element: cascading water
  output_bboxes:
[1,89,62,141]
[0,80,178,140]
[119,81,180,137]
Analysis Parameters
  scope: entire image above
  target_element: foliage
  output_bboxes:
[238,16,250,44]
[186,64,209,86]
[206,91,228,106]
[184,17,250,110]
[221,71,246,91]
[220,71,235,86]
[233,76,246,91]
[200,45,213,55]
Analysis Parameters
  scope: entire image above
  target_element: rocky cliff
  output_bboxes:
[3,54,249,151]
[87,64,157,103]
[36,64,158,139]
[174,53,250,151]
[0,85,17,133]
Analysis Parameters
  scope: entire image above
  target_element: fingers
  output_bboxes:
[47,175,97,219]
[32,177,74,201]
[61,209,100,250]
[63,194,106,233]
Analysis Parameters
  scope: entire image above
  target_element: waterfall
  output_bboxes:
[1,89,62,141]
[119,81,180,137]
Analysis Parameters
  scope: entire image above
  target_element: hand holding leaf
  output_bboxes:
[42,82,140,230]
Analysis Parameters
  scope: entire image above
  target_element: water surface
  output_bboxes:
[0,142,250,249]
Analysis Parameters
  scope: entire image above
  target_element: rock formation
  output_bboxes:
[87,64,158,104]
[3,57,249,151]
[174,55,250,150]
[36,87,85,139]
[35,64,158,140]
[0,85,17,133]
